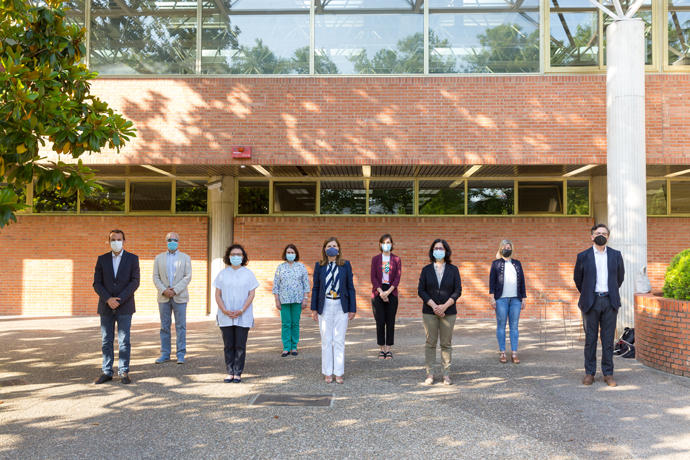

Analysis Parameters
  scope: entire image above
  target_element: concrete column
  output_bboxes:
[208,176,235,316]
[591,175,607,225]
[606,19,647,330]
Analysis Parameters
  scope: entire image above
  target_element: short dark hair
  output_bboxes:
[282,243,300,261]
[429,239,452,264]
[591,223,610,235]
[379,233,394,251]
[108,229,125,241]
[224,243,248,266]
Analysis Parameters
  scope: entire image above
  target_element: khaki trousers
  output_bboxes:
[423,313,457,376]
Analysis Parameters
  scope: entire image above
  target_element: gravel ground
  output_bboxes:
[1,316,689,459]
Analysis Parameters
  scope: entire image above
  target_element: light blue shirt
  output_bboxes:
[273,262,310,305]
[166,250,178,288]
[112,251,123,277]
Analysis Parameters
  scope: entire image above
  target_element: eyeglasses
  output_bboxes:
[167,238,179,242]
[593,232,609,237]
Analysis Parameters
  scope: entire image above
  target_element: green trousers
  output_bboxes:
[423,313,457,376]
[280,303,302,351]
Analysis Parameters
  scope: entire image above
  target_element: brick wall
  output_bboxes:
[647,218,690,291]
[635,294,690,377]
[233,216,592,319]
[40,74,690,166]
[0,216,208,316]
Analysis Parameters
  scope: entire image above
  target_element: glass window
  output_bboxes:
[33,188,77,213]
[90,0,197,74]
[647,180,667,215]
[176,180,208,213]
[238,181,269,214]
[567,180,590,216]
[64,0,86,28]
[518,181,563,214]
[315,1,424,74]
[368,181,414,215]
[670,181,690,214]
[468,180,514,215]
[668,0,690,66]
[419,180,465,215]
[274,182,316,213]
[549,1,599,67]
[320,181,366,215]
[201,0,309,74]
[81,180,125,212]
[129,182,172,212]
[429,0,539,73]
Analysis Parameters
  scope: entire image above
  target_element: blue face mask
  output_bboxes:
[381,243,391,252]
[167,241,178,252]
[433,249,446,261]
[230,255,243,266]
[325,247,339,257]
[286,253,296,262]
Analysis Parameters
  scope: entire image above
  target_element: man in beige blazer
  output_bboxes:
[153,232,192,364]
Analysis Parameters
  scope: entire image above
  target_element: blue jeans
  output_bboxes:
[495,297,522,352]
[158,300,187,360]
[100,312,132,376]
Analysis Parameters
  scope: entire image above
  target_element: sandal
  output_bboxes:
[443,376,452,385]
[499,352,507,363]
[324,375,333,384]
[512,353,520,364]
[335,376,344,384]
[384,351,393,360]
[378,351,386,360]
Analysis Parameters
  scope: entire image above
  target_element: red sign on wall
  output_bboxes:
[232,146,251,158]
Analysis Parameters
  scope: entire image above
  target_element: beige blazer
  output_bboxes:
[153,251,192,303]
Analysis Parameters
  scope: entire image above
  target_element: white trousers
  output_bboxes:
[319,298,349,377]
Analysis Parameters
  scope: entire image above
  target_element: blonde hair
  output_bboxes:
[496,239,513,259]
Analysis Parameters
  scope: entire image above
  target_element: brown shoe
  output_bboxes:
[582,374,594,385]
[603,375,617,387]
[499,352,507,364]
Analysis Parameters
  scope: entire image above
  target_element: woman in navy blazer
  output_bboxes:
[311,237,356,384]
[489,239,527,364]
[370,234,402,360]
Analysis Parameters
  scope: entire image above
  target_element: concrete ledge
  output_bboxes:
[635,293,690,377]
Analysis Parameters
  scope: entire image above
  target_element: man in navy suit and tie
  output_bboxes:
[93,229,140,384]
[573,224,625,387]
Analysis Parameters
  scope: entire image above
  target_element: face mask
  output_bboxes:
[325,247,339,257]
[594,235,607,246]
[230,255,243,266]
[286,253,296,262]
[167,241,178,252]
[501,249,512,258]
[381,243,391,252]
[110,240,123,253]
[433,249,445,261]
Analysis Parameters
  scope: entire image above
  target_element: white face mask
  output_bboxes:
[110,240,123,253]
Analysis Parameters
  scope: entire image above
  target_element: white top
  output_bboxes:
[434,262,445,287]
[112,251,123,277]
[593,246,609,293]
[381,254,391,284]
[166,251,178,288]
[213,266,259,328]
[501,260,518,298]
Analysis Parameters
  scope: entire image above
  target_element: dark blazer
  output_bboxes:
[489,258,527,300]
[418,263,462,315]
[93,250,141,316]
[573,246,625,313]
[370,253,402,298]
[311,260,357,314]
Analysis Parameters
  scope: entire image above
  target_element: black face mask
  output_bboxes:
[594,235,607,246]
[501,249,512,258]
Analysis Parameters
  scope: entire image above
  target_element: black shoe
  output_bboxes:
[281,351,289,357]
[94,374,113,385]
[291,350,298,356]
[233,378,241,383]
[120,373,132,385]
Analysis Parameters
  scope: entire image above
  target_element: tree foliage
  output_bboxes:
[663,249,690,301]
[0,0,135,227]
[464,23,539,73]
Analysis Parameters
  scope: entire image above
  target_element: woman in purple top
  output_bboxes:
[370,234,402,359]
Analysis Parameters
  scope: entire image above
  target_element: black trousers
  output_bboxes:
[220,326,249,376]
[582,295,618,376]
[372,286,398,346]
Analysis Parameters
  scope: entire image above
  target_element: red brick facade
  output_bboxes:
[65,74,690,167]
[0,216,208,316]
[635,294,690,377]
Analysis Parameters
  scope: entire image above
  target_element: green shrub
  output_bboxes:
[663,249,690,300]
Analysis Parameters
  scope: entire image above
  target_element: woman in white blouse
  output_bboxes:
[214,244,259,383]
[489,240,527,364]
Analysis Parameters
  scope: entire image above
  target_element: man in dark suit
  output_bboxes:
[573,223,625,387]
[93,229,140,384]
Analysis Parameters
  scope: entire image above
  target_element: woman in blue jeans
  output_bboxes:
[489,239,527,364]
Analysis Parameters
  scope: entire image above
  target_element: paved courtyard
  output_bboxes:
[1,315,689,459]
